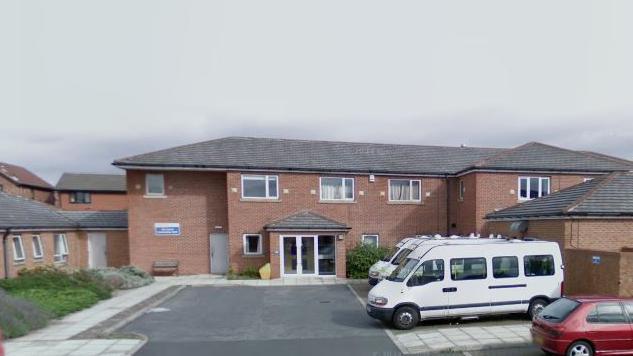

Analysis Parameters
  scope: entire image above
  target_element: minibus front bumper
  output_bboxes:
[366,304,394,322]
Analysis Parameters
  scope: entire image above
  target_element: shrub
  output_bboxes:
[91,266,154,290]
[346,244,389,279]
[11,288,99,318]
[227,265,261,280]
[0,288,51,338]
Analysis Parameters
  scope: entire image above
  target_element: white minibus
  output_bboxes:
[368,236,429,285]
[366,238,564,329]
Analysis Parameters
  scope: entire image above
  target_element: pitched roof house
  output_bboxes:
[55,173,127,211]
[0,162,54,204]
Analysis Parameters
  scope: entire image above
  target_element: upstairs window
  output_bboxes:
[12,236,25,262]
[241,175,278,199]
[320,177,354,201]
[361,235,379,247]
[518,177,550,200]
[146,174,165,196]
[70,192,91,204]
[389,179,421,202]
[243,234,263,255]
[32,235,43,259]
[54,234,69,262]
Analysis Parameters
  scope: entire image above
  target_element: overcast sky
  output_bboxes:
[1,0,632,183]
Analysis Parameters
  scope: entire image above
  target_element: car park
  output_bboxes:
[366,238,564,330]
[531,296,633,356]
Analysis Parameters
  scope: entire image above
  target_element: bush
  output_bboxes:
[11,288,99,318]
[227,265,261,280]
[0,288,51,338]
[91,265,154,290]
[346,244,389,279]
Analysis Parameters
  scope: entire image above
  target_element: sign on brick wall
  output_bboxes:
[154,223,181,236]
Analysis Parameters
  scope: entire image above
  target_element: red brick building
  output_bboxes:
[113,137,633,278]
[55,173,127,211]
[0,162,55,205]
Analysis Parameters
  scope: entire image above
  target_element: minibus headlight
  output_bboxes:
[369,271,380,278]
[371,296,388,306]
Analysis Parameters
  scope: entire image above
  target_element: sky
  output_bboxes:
[1,0,633,184]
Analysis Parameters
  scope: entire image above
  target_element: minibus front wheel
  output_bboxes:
[392,306,419,330]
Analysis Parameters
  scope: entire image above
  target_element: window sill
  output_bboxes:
[144,194,167,199]
[240,198,281,203]
[13,261,25,266]
[387,201,423,205]
[319,200,356,204]
[33,258,44,263]
[243,254,266,258]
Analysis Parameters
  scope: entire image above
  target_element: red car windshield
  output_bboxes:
[539,298,580,323]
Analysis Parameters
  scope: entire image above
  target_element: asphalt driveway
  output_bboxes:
[123,285,400,356]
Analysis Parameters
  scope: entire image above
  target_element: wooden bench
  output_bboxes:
[152,260,179,276]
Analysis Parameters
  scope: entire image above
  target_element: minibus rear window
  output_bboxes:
[387,258,419,282]
[392,248,413,266]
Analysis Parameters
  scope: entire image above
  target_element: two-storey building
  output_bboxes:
[55,173,127,211]
[0,162,55,205]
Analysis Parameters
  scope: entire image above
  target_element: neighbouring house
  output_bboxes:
[112,136,633,278]
[0,191,129,278]
[0,162,55,205]
[486,172,633,297]
[55,173,127,211]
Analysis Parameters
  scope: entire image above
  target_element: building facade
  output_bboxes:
[56,173,127,211]
[0,162,55,205]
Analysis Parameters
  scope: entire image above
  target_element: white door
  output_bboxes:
[280,236,317,276]
[88,233,107,268]
[210,233,229,274]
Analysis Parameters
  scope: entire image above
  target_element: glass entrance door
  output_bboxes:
[281,236,317,276]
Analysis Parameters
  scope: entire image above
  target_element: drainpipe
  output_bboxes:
[2,228,12,279]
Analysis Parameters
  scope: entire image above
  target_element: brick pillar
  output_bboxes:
[269,232,281,279]
[336,233,347,278]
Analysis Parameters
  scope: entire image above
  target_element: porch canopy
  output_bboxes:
[264,211,350,232]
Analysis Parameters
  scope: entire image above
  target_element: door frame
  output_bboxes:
[209,233,229,274]
[280,235,318,277]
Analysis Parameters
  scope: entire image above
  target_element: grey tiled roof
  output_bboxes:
[113,137,503,175]
[56,173,126,192]
[265,211,349,231]
[59,211,128,229]
[486,172,633,219]
[473,142,633,172]
[0,191,128,230]
[113,137,633,175]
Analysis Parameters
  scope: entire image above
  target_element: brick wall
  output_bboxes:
[0,174,54,205]
[448,174,477,235]
[0,231,86,278]
[126,170,228,275]
[77,230,130,268]
[563,248,621,296]
[59,192,128,211]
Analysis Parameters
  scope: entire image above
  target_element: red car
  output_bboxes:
[0,329,4,356]
[531,296,633,356]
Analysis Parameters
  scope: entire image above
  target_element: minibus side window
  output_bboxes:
[407,259,444,287]
[492,256,519,278]
[392,248,413,266]
[450,258,487,280]
[524,255,555,277]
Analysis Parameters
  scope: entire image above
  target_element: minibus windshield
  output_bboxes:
[386,258,419,282]
[382,247,399,262]
[391,248,413,266]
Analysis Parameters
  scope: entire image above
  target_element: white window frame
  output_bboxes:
[361,234,379,247]
[32,235,43,259]
[241,175,279,199]
[145,173,165,196]
[319,177,355,201]
[12,235,25,262]
[243,234,263,255]
[54,234,69,262]
[458,180,465,201]
[518,176,550,201]
[388,179,422,202]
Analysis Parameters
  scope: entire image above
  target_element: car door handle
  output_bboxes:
[443,287,457,293]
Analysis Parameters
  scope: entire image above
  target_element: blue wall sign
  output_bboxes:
[592,256,601,265]
[154,223,181,236]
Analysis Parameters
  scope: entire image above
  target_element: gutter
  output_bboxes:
[2,228,12,279]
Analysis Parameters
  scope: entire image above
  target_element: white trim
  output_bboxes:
[518,176,550,201]
[455,169,610,177]
[280,235,319,277]
[319,177,355,201]
[361,234,379,247]
[145,173,165,196]
[54,233,69,262]
[488,215,633,221]
[458,180,465,201]
[242,234,263,255]
[32,235,43,259]
[388,179,422,202]
[12,235,25,262]
[0,228,126,233]
[241,175,279,199]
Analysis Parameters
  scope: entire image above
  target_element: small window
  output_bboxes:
[241,175,278,199]
[12,236,25,262]
[524,255,555,276]
[587,303,627,324]
[584,178,594,182]
[518,177,550,200]
[243,234,262,255]
[458,180,465,200]
[361,235,379,247]
[320,177,354,201]
[69,192,91,204]
[32,235,43,259]
[54,234,69,262]
[451,257,487,280]
[408,259,444,287]
[146,174,165,196]
[389,179,421,202]
[493,256,519,278]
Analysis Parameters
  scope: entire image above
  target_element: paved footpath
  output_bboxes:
[3,276,357,356]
